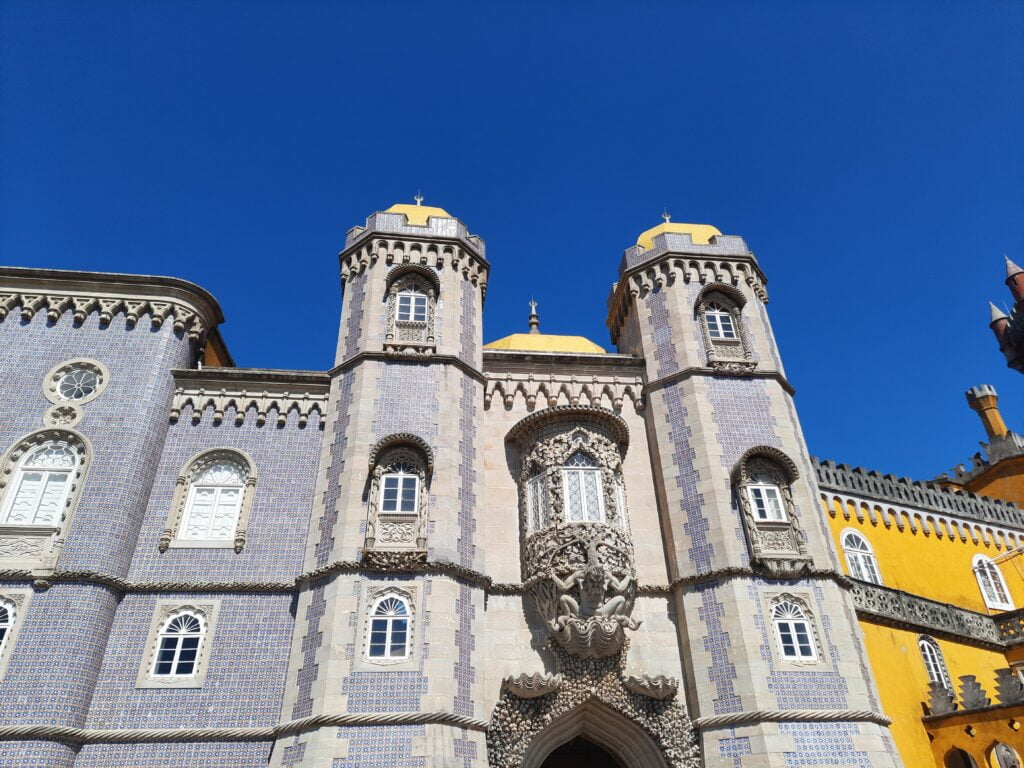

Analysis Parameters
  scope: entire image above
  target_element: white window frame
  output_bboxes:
[179,459,247,542]
[0,597,15,661]
[380,466,419,516]
[366,594,411,661]
[0,440,79,527]
[0,591,28,681]
[746,483,787,522]
[151,610,206,679]
[973,554,1014,611]
[771,599,817,661]
[526,472,549,532]
[137,601,219,689]
[704,301,738,340]
[561,452,605,523]
[841,529,883,585]
[396,290,428,324]
[918,635,952,691]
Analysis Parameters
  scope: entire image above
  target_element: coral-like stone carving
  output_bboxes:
[501,672,564,699]
[622,674,679,701]
[927,682,956,715]
[360,549,428,571]
[487,645,699,768]
[526,523,639,658]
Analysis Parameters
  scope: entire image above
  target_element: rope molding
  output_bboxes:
[0,562,850,596]
[0,711,488,746]
[693,708,891,730]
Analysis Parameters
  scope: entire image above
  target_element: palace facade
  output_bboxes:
[0,203,1021,767]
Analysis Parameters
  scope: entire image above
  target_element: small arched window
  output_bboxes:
[368,595,410,660]
[841,530,882,584]
[918,635,952,691]
[993,744,1022,768]
[747,478,786,522]
[385,268,438,353]
[0,440,79,527]
[771,599,816,661]
[0,598,15,659]
[152,610,205,678]
[973,555,1013,611]
[562,452,604,523]
[704,301,737,340]
[944,748,979,768]
[363,436,432,559]
[181,458,247,541]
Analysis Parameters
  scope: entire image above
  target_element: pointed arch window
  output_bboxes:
[973,554,1014,611]
[771,599,816,661]
[562,452,604,523]
[704,302,737,340]
[0,441,79,527]
[919,635,952,691]
[152,610,205,678]
[160,450,256,553]
[993,744,1022,768]
[367,595,410,660]
[841,530,883,584]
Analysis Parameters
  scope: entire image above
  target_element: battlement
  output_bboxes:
[344,209,486,258]
[619,231,752,275]
[815,458,1024,530]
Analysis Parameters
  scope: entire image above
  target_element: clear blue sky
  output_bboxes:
[2,1,1022,481]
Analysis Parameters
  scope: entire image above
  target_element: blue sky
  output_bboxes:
[2,1,1022,480]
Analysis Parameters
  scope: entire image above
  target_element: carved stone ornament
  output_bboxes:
[622,674,679,701]
[695,284,757,374]
[732,447,811,577]
[501,672,564,699]
[486,644,700,768]
[525,523,639,659]
[43,404,82,428]
[361,548,428,571]
[383,267,438,356]
[927,681,956,716]
[362,439,431,558]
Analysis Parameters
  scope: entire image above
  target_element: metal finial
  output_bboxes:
[414,191,423,206]
[528,297,540,334]
[662,209,671,223]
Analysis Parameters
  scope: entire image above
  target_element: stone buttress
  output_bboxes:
[607,230,902,766]
[270,206,489,767]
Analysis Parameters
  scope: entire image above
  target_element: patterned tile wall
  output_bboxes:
[0,739,79,768]
[332,724,425,768]
[76,741,271,766]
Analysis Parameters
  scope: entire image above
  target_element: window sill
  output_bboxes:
[136,675,205,689]
[167,539,236,549]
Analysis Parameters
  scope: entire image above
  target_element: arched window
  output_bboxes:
[771,599,816,661]
[396,288,428,324]
[0,598,14,658]
[973,555,1013,611]
[152,610,205,678]
[160,450,256,553]
[181,459,247,541]
[363,435,432,559]
[993,743,1022,768]
[747,477,787,522]
[367,595,410,660]
[841,530,883,584]
[944,748,979,768]
[562,452,604,523]
[385,267,438,353]
[704,301,737,340]
[0,440,79,527]
[919,636,952,691]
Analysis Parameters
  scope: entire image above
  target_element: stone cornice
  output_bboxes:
[484,370,646,412]
[0,266,223,340]
[330,350,487,384]
[644,366,796,396]
[816,458,1024,532]
[850,579,1004,650]
[169,368,330,427]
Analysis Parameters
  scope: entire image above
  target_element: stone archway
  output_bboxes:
[541,737,626,768]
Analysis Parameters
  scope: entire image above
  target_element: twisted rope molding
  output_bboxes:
[0,562,850,597]
[693,708,891,730]
[0,710,488,745]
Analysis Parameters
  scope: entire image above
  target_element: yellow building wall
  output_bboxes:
[925,704,1024,766]
[859,621,1015,767]
[824,497,1024,614]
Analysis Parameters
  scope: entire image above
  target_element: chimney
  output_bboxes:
[1006,257,1024,303]
[966,384,1009,440]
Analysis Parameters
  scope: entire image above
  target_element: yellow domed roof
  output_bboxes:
[636,220,721,251]
[385,203,452,227]
[484,333,606,355]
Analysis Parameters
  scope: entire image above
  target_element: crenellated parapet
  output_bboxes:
[0,267,223,349]
[169,368,330,427]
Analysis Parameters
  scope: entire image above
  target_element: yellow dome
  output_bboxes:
[385,203,452,227]
[484,333,606,355]
[636,221,722,251]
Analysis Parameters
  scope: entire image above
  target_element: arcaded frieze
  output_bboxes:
[169,368,330,427]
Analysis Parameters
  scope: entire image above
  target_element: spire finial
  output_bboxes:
[414,191,423,206]
[662,209,671,224]
[528,297,540,334]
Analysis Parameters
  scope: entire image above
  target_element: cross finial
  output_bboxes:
[662,209,671,223]
[414,191,423,206]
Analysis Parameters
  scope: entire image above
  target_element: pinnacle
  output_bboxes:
[990,302,1009,324]
[1005,255,1023,280]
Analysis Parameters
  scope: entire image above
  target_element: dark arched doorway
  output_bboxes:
[541,737,626,768]
[944,748,979,768]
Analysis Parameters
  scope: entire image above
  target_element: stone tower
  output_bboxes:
[605,219,900,765]
[271,202,490,766]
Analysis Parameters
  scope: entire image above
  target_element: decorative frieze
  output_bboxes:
[484,372,644,412]
[850,580,1002,646]
[169,370,329,427]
